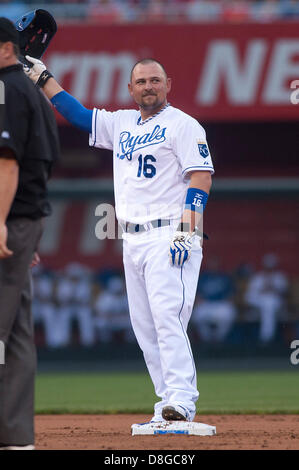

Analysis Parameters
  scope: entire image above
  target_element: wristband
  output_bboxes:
[36,69,53,88]
[185,188,209,214]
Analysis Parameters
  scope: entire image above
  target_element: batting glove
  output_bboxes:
[169,231,194,267]
[23,55,53,88]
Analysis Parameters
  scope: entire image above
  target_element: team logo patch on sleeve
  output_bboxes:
[197,140,210,158]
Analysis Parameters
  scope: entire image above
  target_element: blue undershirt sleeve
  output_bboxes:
[50,91,93,133]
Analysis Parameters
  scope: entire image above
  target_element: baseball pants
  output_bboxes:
[0,217,43,445]
[123,224,202,420]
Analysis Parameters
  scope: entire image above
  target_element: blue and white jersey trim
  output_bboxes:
[90,108,99,147]
[182,165,214,176]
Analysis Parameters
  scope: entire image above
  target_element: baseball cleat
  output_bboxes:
[150,416,166,423]
[162,405,190,421]
[136,415,166,425]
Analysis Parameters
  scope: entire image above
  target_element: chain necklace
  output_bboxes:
[137,103,170,126]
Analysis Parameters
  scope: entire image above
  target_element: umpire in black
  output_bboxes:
[0,18,59,449]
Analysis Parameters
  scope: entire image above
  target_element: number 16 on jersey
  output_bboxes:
[137,154,156,179]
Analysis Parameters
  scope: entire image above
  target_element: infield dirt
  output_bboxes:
[35,414,299,450]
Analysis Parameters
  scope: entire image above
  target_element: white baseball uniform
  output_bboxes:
[89,104,214,420]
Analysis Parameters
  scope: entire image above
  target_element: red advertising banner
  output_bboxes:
[44,22,299,122]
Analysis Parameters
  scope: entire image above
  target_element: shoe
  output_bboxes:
[150,415,166,423]
[0,444,35,450]
[162,405,191,421]
[136,415,165,425]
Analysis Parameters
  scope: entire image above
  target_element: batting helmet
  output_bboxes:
[15,9,57,62]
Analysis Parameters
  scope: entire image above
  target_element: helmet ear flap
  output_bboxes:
[15,9,57,61]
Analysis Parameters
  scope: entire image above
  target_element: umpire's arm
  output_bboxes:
[0,148,19,258]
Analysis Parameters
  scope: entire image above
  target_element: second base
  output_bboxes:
[131,421,216,436]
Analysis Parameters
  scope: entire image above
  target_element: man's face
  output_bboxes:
[128,62,171,112]
[0,42,15,68]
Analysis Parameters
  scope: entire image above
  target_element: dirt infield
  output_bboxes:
[35,414,299,450]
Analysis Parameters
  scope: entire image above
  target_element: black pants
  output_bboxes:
[0,218,43,446]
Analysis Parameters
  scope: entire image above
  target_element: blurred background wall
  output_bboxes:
[5,0,299,364]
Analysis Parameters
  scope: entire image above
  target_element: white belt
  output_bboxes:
[120,219,171,235]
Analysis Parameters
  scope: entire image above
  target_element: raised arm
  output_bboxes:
[23,56,92,133]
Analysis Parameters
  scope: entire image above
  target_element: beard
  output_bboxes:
[139,94,165,111]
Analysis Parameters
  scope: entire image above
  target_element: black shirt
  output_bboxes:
[0,64,60,220]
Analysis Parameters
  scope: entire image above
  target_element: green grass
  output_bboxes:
[35,370,299,415]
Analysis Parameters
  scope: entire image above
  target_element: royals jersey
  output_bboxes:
[89,105,214,224]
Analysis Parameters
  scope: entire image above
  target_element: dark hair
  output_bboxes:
[130,58,167,82]
[0,17,19,45]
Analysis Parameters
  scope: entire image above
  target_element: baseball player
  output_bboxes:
[24,56,214,422]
